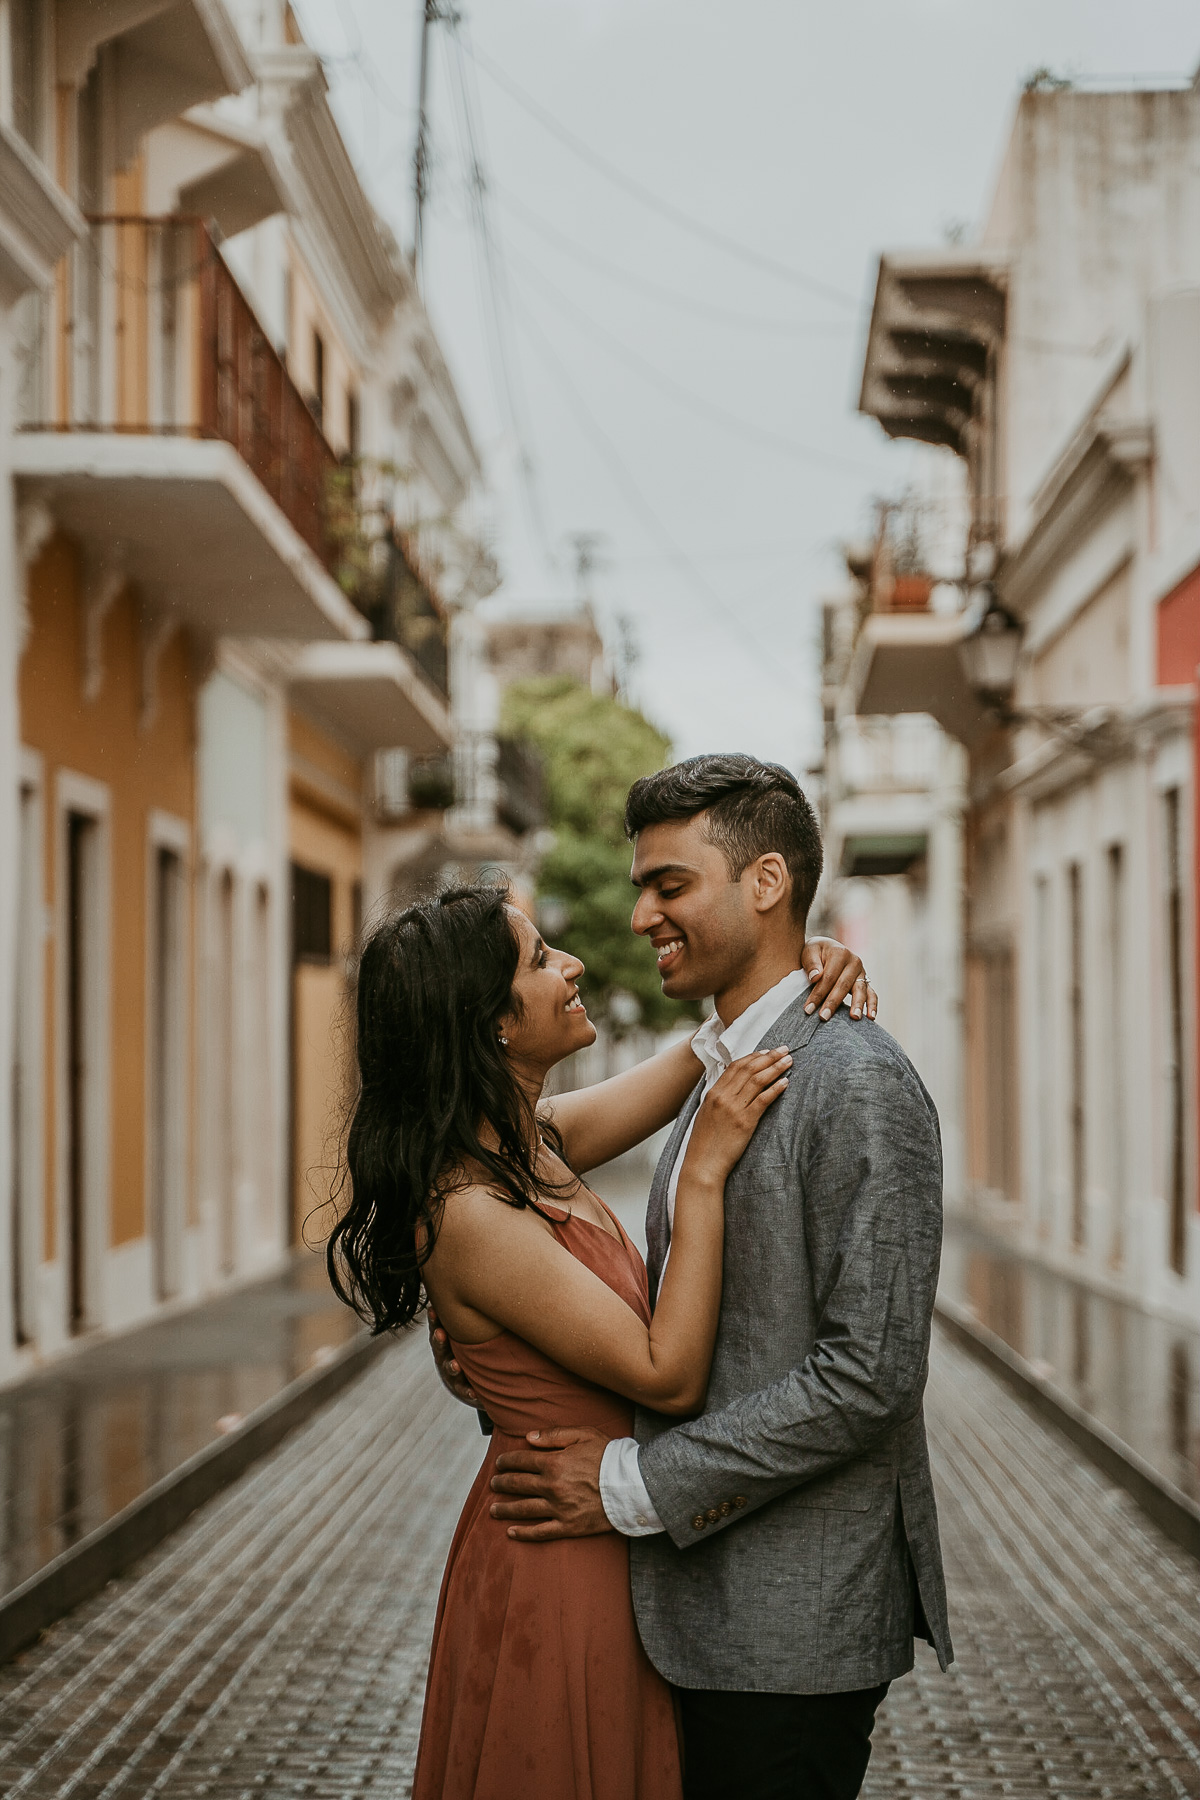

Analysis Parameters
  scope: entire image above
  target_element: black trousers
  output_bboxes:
[676,1682,889,1800]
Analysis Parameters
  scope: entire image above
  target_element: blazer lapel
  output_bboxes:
[758,992,825,1057]
[646,1081,704,1306]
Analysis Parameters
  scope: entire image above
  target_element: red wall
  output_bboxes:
[1158,565,1200,686]
[1158,564,1200,1231]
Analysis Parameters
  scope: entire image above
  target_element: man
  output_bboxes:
[442,754,951,1800]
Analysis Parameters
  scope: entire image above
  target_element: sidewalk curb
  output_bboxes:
[935,1297,1200,1563]
[0,1330,389,1664]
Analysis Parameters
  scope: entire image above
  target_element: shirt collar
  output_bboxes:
[691,967,811,1085]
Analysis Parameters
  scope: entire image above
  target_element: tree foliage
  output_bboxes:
[501,677,694,1032]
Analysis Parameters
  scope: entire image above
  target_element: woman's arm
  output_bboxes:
[541,937,875,1172]
[539,1033,702,1175]
[428,1049,791,1414]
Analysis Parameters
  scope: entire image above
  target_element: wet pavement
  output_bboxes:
[1,1318,1198,1796]
[939,1214,1200,1504]
[0,1255,361,1603]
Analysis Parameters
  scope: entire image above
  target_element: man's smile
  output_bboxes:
[654,938,685,973]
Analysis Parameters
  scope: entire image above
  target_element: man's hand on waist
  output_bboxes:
[490,1427,611,1541]
[427,1307,484,1408]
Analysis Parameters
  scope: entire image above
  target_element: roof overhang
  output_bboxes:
[14,432,367,642]
[173,108,293,238]
[288,641,453,756]
[57,0,253,165]
[0,124,86,303]
[840,832,928,877]
[859,249,1008,454]
[848,610,992,749]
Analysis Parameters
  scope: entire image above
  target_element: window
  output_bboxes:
[1164,790,1186,1276]
[1034,875,1053,1236]
[312,329,325,427]
[66,812,98,1331]
[1107,845,1126,1264]
[291,864,332,965]
[11,776,42,1345]
[1068,862,1085,1249]
[252,882,276,1240]
[215,870,237,1276]
[148,841,186,1301]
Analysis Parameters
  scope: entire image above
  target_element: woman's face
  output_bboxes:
[498,906,596,1071]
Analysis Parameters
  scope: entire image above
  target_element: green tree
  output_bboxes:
[501,677,694,1033]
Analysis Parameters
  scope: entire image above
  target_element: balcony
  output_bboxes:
[495,736,545,836]
[13,214,364,643]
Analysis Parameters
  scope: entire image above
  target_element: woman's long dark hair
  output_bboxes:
[327,884,568,1334]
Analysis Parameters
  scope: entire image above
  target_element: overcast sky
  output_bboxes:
[295,0,1200,769]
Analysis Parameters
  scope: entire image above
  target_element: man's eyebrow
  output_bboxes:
[630,862,698,889]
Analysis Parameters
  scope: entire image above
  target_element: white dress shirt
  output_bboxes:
[599,967,811,1536]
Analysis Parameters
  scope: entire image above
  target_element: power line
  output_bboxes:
[496,187,857,337]
[443,22,557,572]
[512,306,810,698]
[509,249,875,478]
[465,39,858,310]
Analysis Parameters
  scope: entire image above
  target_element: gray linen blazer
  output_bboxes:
[630,994,953,1694]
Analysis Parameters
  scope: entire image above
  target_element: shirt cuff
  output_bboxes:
[599,1436,666,1536]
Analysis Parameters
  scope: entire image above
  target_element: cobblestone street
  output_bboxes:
[1,1326,1197,1800]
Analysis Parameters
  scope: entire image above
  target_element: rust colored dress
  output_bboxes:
[411,1200,683,1800]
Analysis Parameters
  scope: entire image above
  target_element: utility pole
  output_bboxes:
[411,0,437,284]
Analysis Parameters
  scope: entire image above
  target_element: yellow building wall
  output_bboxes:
[287,711,363,1241]
[19,535,197,1255]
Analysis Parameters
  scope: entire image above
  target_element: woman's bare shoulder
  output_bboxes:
[433,1181,552,1252]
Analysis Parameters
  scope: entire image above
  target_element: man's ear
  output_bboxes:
[749,852,790,915]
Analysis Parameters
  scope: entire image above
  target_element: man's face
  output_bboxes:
[629,815,761,1002]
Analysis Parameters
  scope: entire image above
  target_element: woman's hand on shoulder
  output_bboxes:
[800,937,877,1022]
[682,1048,792,1186]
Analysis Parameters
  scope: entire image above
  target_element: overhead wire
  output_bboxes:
[511,306,811,698]
[443,20,557,573]
[495,187,857,337]
[464,38,859,311]
[508,248,876,477]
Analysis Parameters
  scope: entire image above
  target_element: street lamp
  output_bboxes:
[959,587,1023,700]
[959,585,1112,750]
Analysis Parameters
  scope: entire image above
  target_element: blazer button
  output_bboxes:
[734,1496,746,1508]
[719,1501,732,1517]
[692,1515,705,1531]
[706,1507,721,1525]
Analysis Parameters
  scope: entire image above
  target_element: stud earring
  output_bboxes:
[499,1035,509,1046]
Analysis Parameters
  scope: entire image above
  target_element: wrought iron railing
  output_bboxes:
[19,215,337,573]
[495,736,545,835]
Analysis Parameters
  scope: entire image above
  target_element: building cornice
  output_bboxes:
[0,125,86,301]
[1000,391,1149,620]
[996,687,1192,803]
[255,45,406,333]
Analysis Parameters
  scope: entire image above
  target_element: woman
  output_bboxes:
[328,885,870,1800]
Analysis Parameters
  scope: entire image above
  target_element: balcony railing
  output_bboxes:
[18,215,337,573]
[495,736,545,835]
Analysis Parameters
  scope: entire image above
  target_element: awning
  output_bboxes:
[14,432,367,642]
[288,641,453,756]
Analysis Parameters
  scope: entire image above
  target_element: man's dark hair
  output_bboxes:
[625,754,823,921]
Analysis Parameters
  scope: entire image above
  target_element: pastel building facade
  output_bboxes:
[1,0,492,1380]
